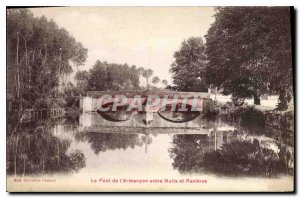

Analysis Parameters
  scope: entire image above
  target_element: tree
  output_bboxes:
[169,134,209,173]
[7,8,88,109]
[74,70,89,95]
[152,76,160,85]
[137,67,145,76]
[203,139,286,176]
[87,60,140,91]
[170,37,208,92]
[142,69,154,89]
[75,132,143,154]
[68,150,86,173]
[7,121,86,175]
[169,133,287,176]
[162,79,168,87]
[205,7,292,108]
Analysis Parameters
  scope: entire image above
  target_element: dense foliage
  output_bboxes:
[73,61,168,95]
[7,121,86,175]
[170,134,289,176]
[170,37,208,92]
[7,8,88,109]
[205,7,293,108]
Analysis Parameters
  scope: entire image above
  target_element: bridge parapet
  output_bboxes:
[80,90,212,126]
[82,90,210,112]
[87,90,209,98]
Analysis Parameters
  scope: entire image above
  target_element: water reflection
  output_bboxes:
[74,133,151,154]
[158,111,200,123]
[169,130,293,177]
[6,112,294,178]
[7,120,86,176]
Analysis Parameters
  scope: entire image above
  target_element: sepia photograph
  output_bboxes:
[6,6,294,192]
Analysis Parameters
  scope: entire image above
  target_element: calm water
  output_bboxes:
[7,111,294,181]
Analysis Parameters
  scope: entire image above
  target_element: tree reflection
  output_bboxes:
[141,134,152,153]
[169,134,209,173]
[169,133,291,177]
[75,132,146,154]
[7,121,86,176]
[203,139,287,176]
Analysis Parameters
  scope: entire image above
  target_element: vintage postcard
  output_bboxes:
[6,6,294,192]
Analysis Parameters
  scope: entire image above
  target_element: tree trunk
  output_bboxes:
[24,39,28,67]
[14,134,19,177]
[24,39,31,87]
[57,49,63,94]
[32,48,35,63]
[38,45,48,86]
[23,157,26,176]
[16,31,20,100]
[57,140,60,168]
[42,159,45,174]
[146,77,149,90]
[254,94,261,105]
[42,45,47,68]
[277,87,291,111]
[58,48,62,75]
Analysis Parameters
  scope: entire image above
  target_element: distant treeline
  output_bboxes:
[72,60,168,96]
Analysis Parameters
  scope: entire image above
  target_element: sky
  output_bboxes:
[30,7,216,85]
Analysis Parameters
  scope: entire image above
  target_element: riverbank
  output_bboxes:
[210,94,280,111]
[214,103,294,130]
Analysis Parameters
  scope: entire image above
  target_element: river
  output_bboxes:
[6,111,294,192]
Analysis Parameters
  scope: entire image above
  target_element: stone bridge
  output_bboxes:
[81,90,210,112]
[79,90,213,132]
